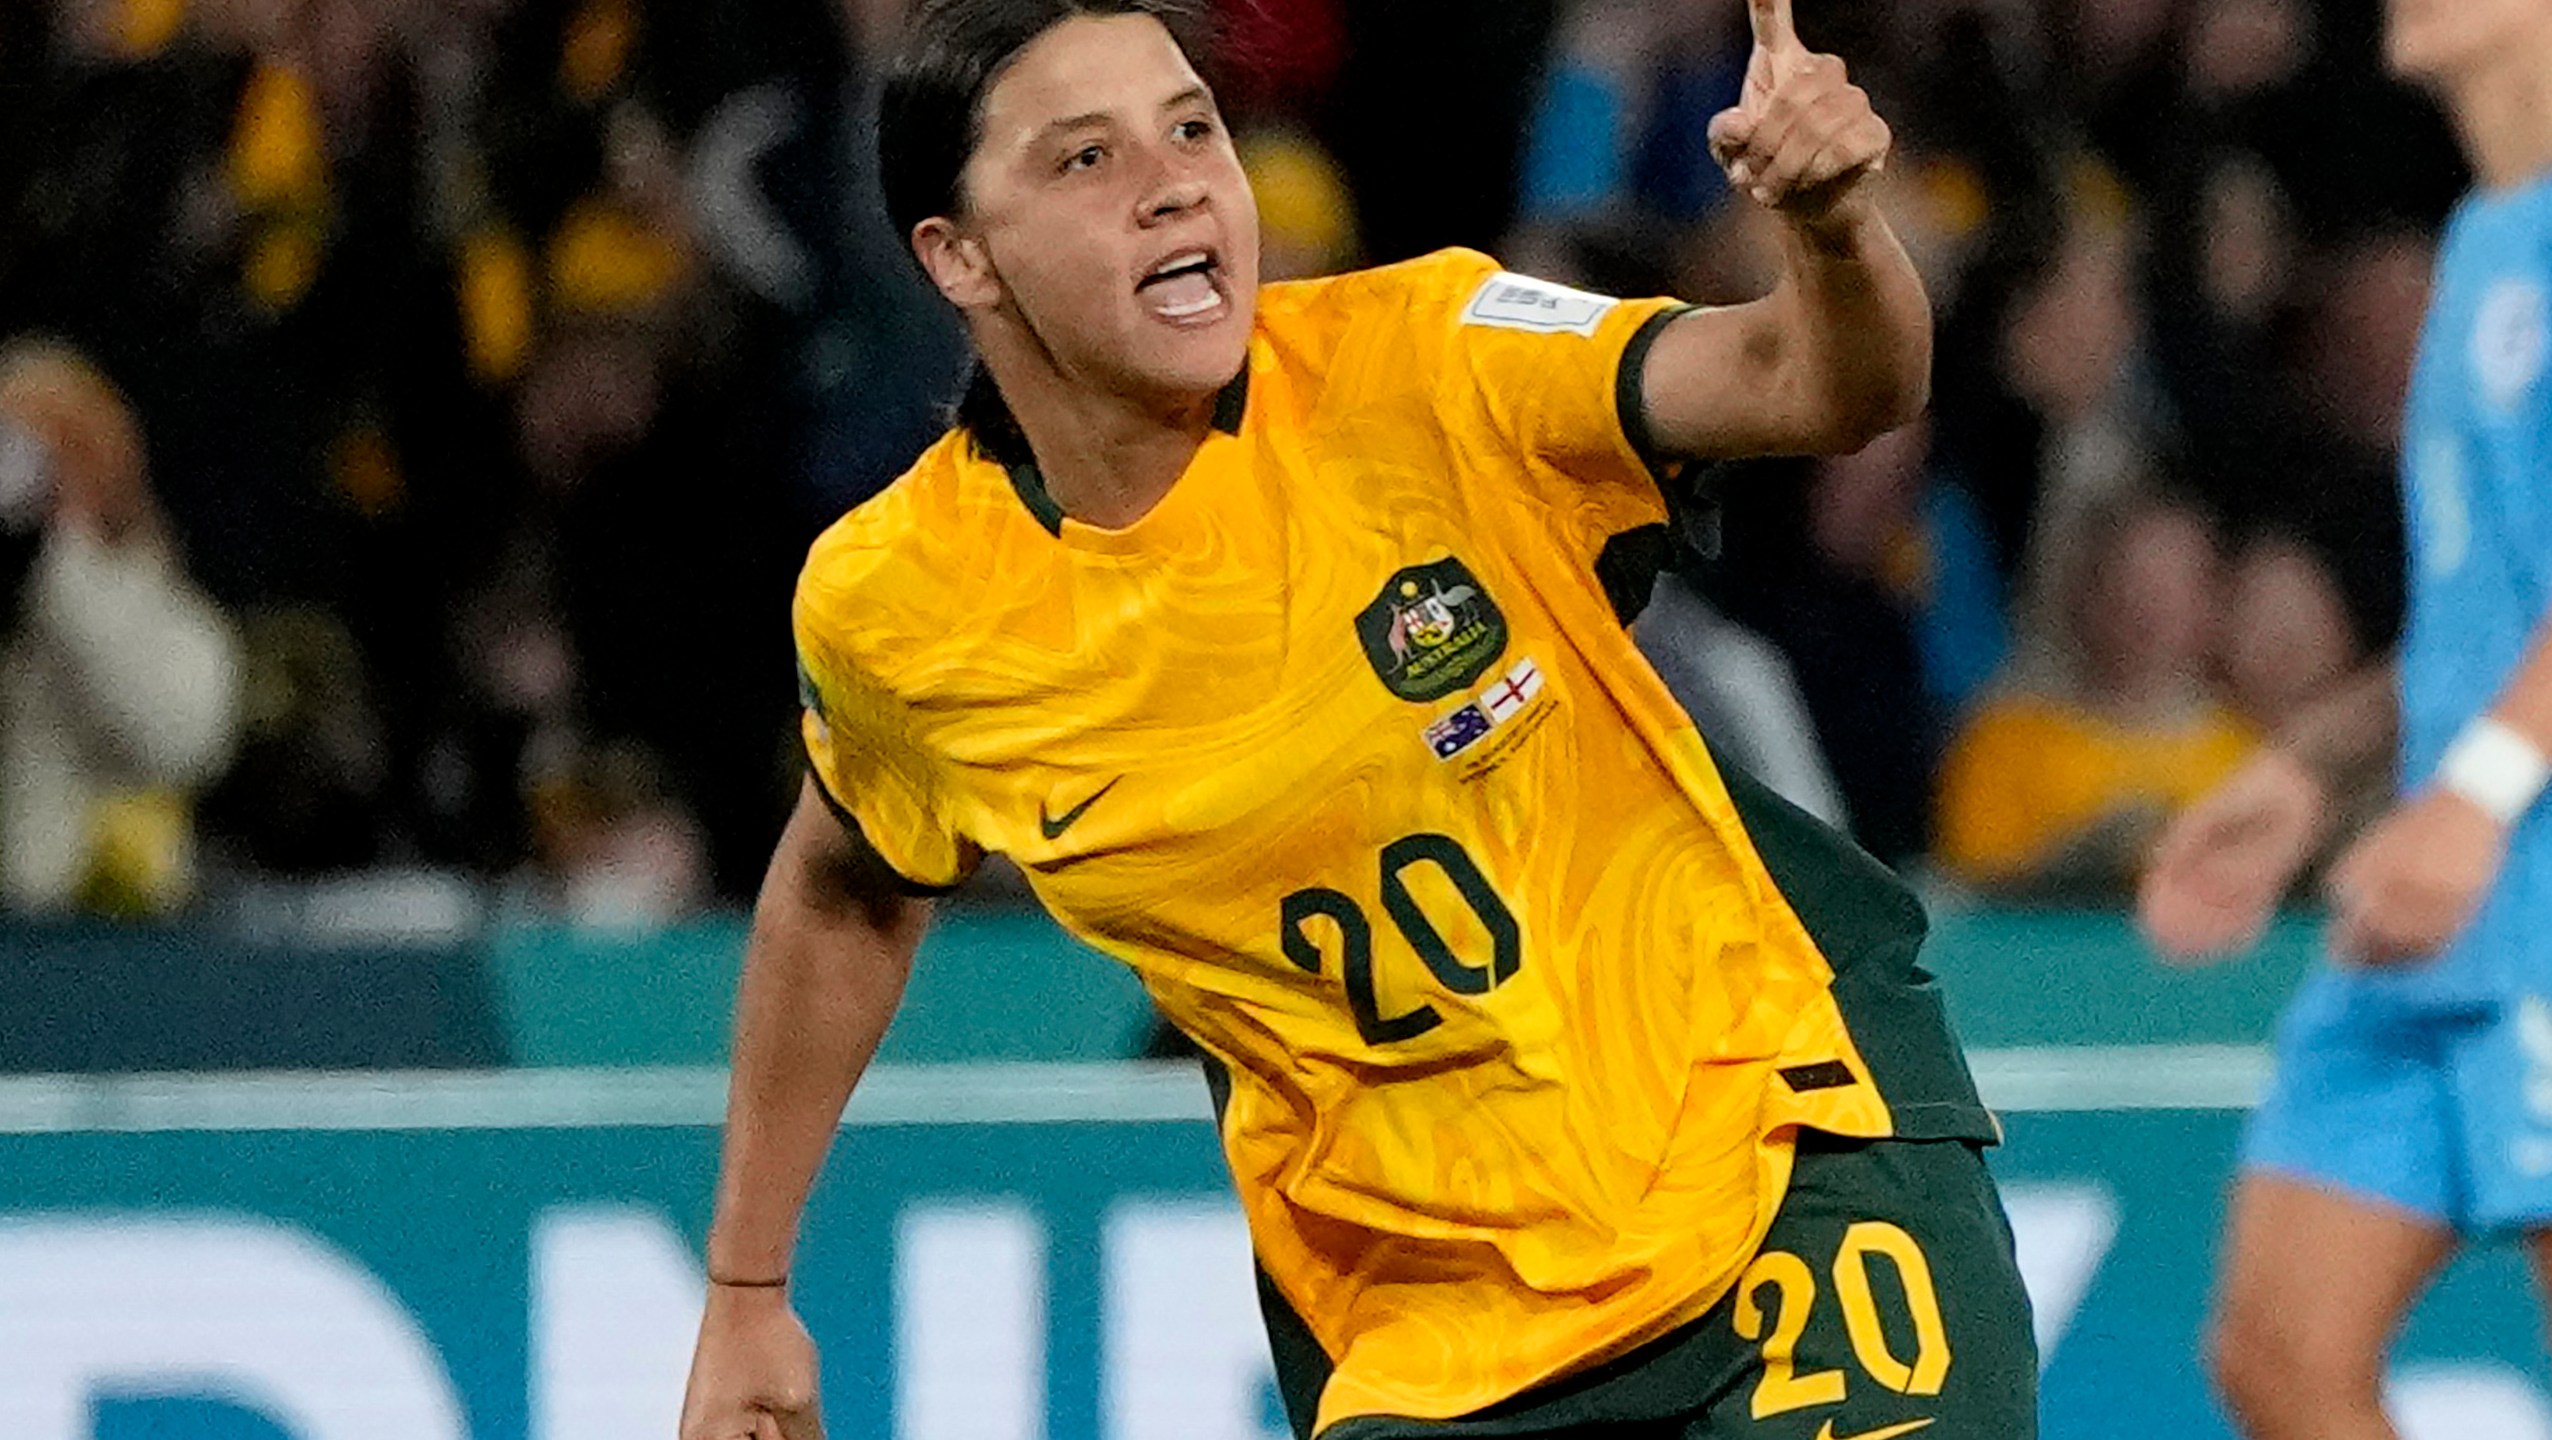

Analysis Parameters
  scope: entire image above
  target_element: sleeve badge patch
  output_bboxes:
[1461,271,1619,338]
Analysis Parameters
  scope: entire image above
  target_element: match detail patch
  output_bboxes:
[1462,272,1618,338]
[1423,657,1545,763]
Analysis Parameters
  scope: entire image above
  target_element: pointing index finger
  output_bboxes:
[1748,0,1798,55]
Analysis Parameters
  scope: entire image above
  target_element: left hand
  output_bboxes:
[1707,0,1893,221]
[2324,788,2509,966]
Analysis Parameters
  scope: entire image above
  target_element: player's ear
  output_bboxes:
[913,218,1001,310]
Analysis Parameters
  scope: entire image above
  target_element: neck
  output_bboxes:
[975,322,1216,531]
[2443,36,2552,191]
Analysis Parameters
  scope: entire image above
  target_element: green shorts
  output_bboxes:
[1317,1134,2039,1440]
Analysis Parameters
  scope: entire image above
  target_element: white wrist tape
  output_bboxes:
[2438,716,2552,826]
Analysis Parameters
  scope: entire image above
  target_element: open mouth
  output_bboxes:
[1137,248,1227,324]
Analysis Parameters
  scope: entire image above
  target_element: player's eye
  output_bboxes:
[1173,117,1215,144]
[1061,143,1107,175]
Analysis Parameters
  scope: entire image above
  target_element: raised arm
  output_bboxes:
[681,778,932,1440]
[1639,0,1931,460]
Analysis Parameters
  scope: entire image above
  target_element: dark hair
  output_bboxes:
[877,0,1214,245]
[878,0,1215,465]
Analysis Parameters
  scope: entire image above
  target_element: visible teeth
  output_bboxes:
[1149,251,1210,279]
[1157,290,1221,318]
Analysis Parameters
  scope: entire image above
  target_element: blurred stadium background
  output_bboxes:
[0,0,2543,1435]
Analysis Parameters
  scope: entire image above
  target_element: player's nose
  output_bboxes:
[1138,171,1210,226]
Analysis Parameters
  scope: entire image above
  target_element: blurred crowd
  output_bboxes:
[0,0,2463,927]
[0,0,956,927]
[1580,0,2451,899]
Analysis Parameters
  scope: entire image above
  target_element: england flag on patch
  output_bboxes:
[1480,658,1544,724]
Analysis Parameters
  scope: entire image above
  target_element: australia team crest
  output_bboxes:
[1356,557,1509,702]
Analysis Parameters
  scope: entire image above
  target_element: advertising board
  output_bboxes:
[0,1055,2543,1440]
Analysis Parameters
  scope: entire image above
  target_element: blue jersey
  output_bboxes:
[2396,171,2552,1003]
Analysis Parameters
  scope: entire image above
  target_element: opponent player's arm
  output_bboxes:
[2453,627,2552,806]
[2322,620,2552,963]
[1637,0,1930,461]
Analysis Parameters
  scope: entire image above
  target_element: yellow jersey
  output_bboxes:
[795,248,1993,1432]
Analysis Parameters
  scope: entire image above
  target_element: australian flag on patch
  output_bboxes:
[1424,703,1495,760]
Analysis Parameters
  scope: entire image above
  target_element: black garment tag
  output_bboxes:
[1779,1059,1858,1093]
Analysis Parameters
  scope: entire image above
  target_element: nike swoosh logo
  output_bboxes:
[1039,778,1122,841]
[1815,1420,1934,1440]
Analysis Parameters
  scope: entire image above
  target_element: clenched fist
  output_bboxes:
[680,1283,825,1440]
[1707,0,1893,219]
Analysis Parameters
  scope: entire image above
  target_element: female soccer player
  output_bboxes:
[683,2,2036,1437]
[2143,2,2552,1437]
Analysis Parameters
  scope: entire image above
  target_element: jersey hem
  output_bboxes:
[801,753,962,898]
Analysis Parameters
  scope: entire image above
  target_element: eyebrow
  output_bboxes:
[1026,86,1214,151]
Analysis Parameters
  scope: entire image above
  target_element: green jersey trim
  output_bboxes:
[1002,368,1252,538]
